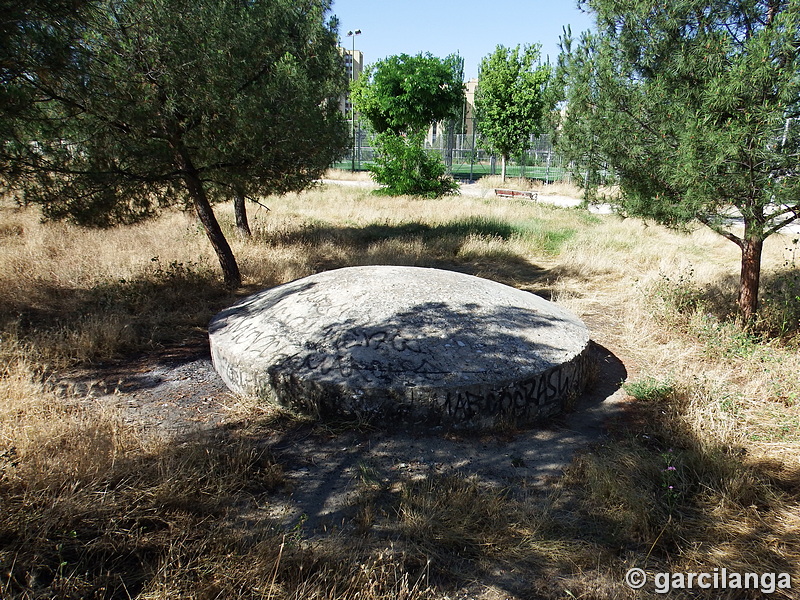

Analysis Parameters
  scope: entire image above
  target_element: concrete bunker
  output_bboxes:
[209,266,592,428]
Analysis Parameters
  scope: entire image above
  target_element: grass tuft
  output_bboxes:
[623,377,675,402]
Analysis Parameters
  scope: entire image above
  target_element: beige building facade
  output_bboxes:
[464,78,478,137]
[339,48,363,116]
[426,78,478,146]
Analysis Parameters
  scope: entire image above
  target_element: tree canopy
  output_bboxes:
[475,44,552,182]
[3,0,349,287]
[557,0,800,322]
[351,52,464,135]
[351,52,464,197]
[0,0,97,175]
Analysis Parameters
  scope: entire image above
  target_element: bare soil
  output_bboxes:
[57,335,631,535]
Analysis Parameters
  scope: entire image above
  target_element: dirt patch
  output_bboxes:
[55,343,234,437]
[58,339,630,534]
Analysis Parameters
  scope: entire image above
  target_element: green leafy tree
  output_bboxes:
[369,131,458,198]
[351,53,464,135]
[351,52,463,196]
[557,0,800,323]
[4,0,348,287]
[475,44,552,182]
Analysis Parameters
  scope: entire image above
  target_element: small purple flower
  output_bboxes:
[668,485,674,490]
[666,466,677,471]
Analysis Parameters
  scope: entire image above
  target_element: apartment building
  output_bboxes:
[427,78,478,146]
[339,47,363,116]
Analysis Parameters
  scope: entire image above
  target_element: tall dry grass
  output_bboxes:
[1,184,799,599]
[474,174,586,198]
[321,168,375,182]
[0,201,229,369]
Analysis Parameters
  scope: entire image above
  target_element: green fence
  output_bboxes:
[332,128,580,184]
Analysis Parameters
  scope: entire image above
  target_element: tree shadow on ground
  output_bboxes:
[21,213,795,597]
[254,216,580,299]
[6,332,799,598]
[250,339,627,523]
[265,216,524,247]
[0,261,235,369]
[0,341,628,600]
[1,274,623,599]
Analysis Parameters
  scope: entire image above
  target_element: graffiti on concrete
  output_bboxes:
[209,266,593,428]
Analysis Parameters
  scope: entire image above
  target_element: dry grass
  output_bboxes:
[1,184,799,598]
[0,201,229,369]
[322,168,375,182]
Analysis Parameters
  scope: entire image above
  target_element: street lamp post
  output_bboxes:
[346,29,361,172]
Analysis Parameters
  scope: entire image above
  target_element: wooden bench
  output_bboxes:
[494,188,538,201]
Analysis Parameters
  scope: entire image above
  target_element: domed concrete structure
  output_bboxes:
[209,266,592,428]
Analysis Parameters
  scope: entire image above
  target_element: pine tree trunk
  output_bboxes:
[501,155,507,183]
[738,236,763,324]
[175,147,241,288]
[233,189,251,238]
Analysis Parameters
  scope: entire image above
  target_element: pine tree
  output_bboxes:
[4,0,348,287]
[558,0,800,322]
[0,0,96,176]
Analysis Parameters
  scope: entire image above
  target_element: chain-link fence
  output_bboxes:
[331,121,585,184]
[332,116,799,186]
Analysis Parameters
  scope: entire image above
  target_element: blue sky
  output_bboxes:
[330,0,596,80]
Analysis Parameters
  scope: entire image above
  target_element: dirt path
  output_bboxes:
[320,178,615,214]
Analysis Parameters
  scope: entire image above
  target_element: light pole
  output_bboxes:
[346,29,361,171]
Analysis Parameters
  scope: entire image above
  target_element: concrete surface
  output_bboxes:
[209,266,592,428]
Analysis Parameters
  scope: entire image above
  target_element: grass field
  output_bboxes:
[1,177,799,599]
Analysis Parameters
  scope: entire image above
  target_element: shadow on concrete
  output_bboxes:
[253,341,628,536]
[210,271,592,429]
